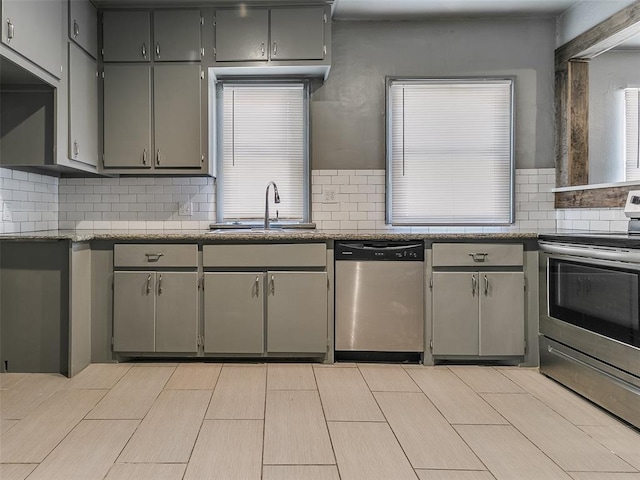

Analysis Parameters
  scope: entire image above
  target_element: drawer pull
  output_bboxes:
[468,252,488,262]
[145,253,164,262]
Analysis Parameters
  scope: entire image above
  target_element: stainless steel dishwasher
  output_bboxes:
[335,241,424,354]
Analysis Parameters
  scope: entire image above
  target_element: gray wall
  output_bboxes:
[311,18,556,170]
[589,50,640,184]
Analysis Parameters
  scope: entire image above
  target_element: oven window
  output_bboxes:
[549,258,640,348]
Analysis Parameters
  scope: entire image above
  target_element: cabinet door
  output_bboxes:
[214,8,268,62]
[204,273,264,354]
[479,272,525,356]
[103,65,152,168]
[155,272,198,353]
[1,0,64,78]
[69,0,97,59]
[432,272,479,355]
[270,7,325,61]
[267,272,328,353]
[113,272,155,352]
[69,43,98,167]
[154,64,201,168]
[154,10,201,62]
[102,11,150,62]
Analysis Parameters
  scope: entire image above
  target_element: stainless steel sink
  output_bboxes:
[208,228,316,235]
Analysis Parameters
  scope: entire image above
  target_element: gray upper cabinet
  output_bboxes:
[1,0,64,78]
[103,64,152,168]
[214,8,269,62]
[153,10,202,62]
[69,43,98,167]
[270,7,325,61]
[69,0,97,59]
[154,64,202,168]
[102,11,150,62]
[267,271,328,353]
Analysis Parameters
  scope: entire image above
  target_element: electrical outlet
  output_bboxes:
[323,186,338,203]
[178,202,193,216]
[2,202,11,222]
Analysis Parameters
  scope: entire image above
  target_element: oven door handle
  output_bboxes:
[539,241,640,263]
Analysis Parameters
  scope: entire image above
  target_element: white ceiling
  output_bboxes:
[332,0,584,20]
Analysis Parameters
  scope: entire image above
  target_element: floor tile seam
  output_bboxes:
[261,366,267,480]
[447,366,526,395]
[576,424,640,470]
[477,390,636,470]
[0,375,28,391]
[261,462,338,466]
[310,365,342,479]
[455,413,597,476]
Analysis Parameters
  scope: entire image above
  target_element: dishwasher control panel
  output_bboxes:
[335,241,424,261]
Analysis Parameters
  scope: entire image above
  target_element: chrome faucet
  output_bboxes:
[264,181,281,229]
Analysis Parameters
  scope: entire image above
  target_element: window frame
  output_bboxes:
[213,78,311,224]
[624,87,640,182]
[385,76,516,226]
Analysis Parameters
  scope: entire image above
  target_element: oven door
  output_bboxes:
[540,241,640,379]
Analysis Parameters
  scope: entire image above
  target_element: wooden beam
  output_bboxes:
[555,1,640,68]
[555,186,633,208]
[568,60,589,186]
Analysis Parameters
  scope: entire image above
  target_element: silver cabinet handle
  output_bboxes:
[468,252,488,262]
[471,274,477,296]
[158,273,163,294]
[270,274,275,295]
[7,19,14,41]
[156,149,160,166]
[73,140,79,158]
[272,41,277,56]
[255,275,260,297]
[142,148,147,165]
[145,252,164,262]
[142,42,147,59]
[73,20,79,38]
[484,275,489,296]
[260,41,265,56]
[156,43,160,58]
[146,274,152,295]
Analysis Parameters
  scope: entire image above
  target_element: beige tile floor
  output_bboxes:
[1,363,640,480]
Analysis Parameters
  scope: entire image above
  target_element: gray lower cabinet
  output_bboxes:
[113,271,155,353]
[204,272,264,354]
[1,0,64,78]
[113,271,198,353]
[214,8,269,62]
[267,271,328,353]
[153,10,202,62]
[203,270,328,355]
[102,11,151,62]
[432,271,525,356]
[102,64,152,168]
[69,43,98,167]
[69,0,97,59]
[270,7,325,61]
[154,64,202,168]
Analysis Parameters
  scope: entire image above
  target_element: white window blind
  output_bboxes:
[625,88,640,181]
[218,83,306,222]
[387,79,514,225]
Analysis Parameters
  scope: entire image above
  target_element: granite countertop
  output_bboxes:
[0,228,541,242]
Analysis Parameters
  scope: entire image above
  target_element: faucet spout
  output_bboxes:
[264,181,281,229]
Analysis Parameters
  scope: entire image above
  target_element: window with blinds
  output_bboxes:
[386,79,514,225]
[216,83,308,222]
[625,88,640,182]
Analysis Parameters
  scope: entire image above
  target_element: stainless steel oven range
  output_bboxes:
[539,239,640,428]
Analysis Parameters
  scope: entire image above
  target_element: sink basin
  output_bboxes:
[208,228,316,235]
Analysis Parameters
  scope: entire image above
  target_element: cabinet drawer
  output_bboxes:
[203,244,326,268]
[432,243,523,267]
[114,244,197,267]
